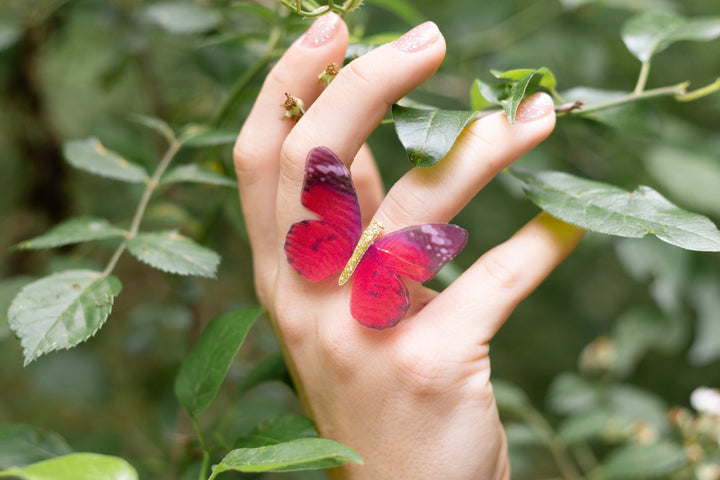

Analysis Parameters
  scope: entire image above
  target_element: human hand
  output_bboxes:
[233,13,584,480]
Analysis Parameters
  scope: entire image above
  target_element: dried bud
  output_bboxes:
[686,442,705,463]
[318,62,341,87]
[282,92,305,120]
[630,420,657,444]
[668,406,692,430]
[579,335,615,375]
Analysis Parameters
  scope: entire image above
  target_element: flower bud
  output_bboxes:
[318,62,341,87]
[282,92,305,120]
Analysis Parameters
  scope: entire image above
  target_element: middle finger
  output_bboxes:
[275,22,447,248]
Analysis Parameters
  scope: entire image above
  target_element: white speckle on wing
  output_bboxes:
[421,224,439,235]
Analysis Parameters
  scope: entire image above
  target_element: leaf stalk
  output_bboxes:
[633,60,652,94]
[192,417,211,480]
[102,137,181,277]
[523,407,584,480]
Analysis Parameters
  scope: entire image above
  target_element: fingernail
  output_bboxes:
[302,13,341,48]
[392,22,440,53]
[515,92,555,123]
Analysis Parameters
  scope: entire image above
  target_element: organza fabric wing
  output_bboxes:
[371,224,468,282]
[284,147,362,282]
[350,245,410,329]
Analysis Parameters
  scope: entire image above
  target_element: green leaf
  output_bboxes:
[180,126,238,147]
[364,0,424,24]
[469,78,502,110]
[0,453,138,480]
[0,21,22,51]
[559,0,678,12]
[239,351,293,394]
[8,270,122,366]
[0,277,34,341]
[558,409,616,445]
[129,114,174,143]
[622,12,720,62]
[15,217,126,250]
[611,309,684,377]
[689,273,720,365]
[600,441,688,480]
[231,3,275,24]
[160,165,236,188]
[143,2,220,35]
[508,168,720,251]
[63,138,149,183]
[0,424,72,469]
[126,231,220,278]
[644,145,720,217]
[606,384,669,434]
[614,237,689,313]
[234,415,317,448]
[392,105,477,167]
[211,438,362,477]
[547,373,600,414]
[492,67,557,91]
[175,307,263,418]
[501,70,543,124]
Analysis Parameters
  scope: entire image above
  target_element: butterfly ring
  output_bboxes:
[284,147,468,329]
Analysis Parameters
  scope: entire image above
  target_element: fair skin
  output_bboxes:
[234,14,584,480]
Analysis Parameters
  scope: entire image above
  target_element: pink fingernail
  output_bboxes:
[515,92,555,123]
[302,13,341,48]
[392,22,440,53]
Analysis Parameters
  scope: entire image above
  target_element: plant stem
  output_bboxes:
[211,5,286,127]
[634,60,652,94]
[562,82,689,117]
[677,77,720,102]
[523,407,583,480]
[192,417,211,480]
[101,138,180,277]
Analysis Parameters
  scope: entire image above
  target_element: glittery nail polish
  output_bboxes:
[301,13,341,48]
[515,92,555,123]
[392,22,441,53]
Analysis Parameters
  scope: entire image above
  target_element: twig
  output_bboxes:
[101,137,181,277]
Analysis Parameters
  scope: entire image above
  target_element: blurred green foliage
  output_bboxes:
[1,0,720,478]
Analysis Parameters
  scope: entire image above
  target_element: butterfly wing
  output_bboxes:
[284,147,362,281]
[350,224,468,329]
[372,224,468,281]
[351,245,410,329]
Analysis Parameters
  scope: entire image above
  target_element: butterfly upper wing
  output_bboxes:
[350,224,468,329]
[351,245,410,329]
[284,147,362,282]
[371,224,468,282]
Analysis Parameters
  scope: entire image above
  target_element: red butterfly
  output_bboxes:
[284,147,468,329]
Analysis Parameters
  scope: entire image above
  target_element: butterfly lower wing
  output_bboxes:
[372,224,468,282]
[351,245,410,329]
[284,147,362,282]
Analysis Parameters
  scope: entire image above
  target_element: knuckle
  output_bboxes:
[317,323,356,372]
[342,60,375,90]
[233,137,259,174]
[382,183,430,225]
[271,292,307,351]
[391,342,454,396]
[266,63,297,92]
[277,147,303,192]
[478,249,521,291]
[336,60,393,115]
